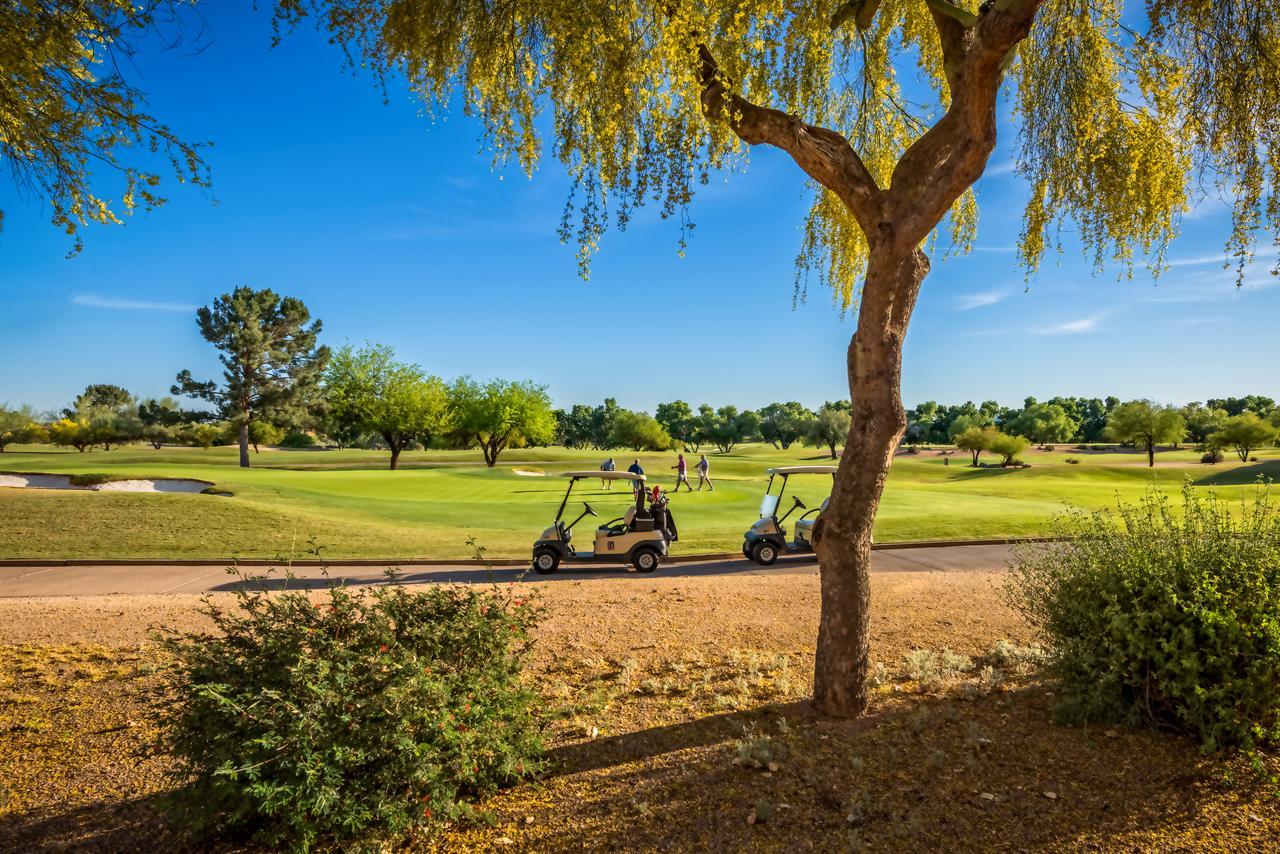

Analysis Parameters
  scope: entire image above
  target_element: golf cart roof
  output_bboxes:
[766,465,838,476]
[562,470,646,481]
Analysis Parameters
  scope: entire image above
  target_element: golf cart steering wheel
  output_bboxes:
[583,502,597,517]
[792,496,807,510]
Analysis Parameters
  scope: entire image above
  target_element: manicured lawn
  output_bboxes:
[0,442,1274,559]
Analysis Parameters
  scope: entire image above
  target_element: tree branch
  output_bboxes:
[884,0,1045,247]
[697,44,883,230]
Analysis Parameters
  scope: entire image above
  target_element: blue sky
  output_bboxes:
[2,5,1276,416]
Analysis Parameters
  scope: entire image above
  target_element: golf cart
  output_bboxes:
[742,465,837,565]
[532,471,677,574]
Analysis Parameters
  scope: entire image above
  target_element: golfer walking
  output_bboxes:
[671,453,692,492]
[600,457,616,489]
[696,454,713,491]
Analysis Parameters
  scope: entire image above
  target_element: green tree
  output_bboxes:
[947,412,993,442]
[1181,403,1228,446]
[179,422,224,449]
[282,1,1280,718]
[554,404,596,449]
[1,1,209,252]
[64,387,142,451]
[986,431,1031,466]
[1211,413,1278,463]
[0,405,39,451]
[656,400,700,451]
[85,402,142,451]
[46,417,93,452]
[588,398,621,450]
[1207,396,1276,418]
[64,383,133,417]
[701,405,757,454]
[138,396,191,449]
[807,403,852,460]
[1106,401,1186,467]
[174,287,330,468]
[324,344,452,469]
[1008,403,1077,447]
[757,402,816,450]
[954,425,998,467]
[450,379,556,468]
[609,410,674,451]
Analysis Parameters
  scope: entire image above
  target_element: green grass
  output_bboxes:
[0,442,1274,560]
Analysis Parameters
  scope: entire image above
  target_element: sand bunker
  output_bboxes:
[512,468,546,477]
[0,474,212,494]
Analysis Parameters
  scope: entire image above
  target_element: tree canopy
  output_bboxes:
[1211,412,1278,463]
[1,1,209,252]
[275,0,1278,294]
[449,378,556,467]
[174,286,330,468]
[1106,399,1186,466]
[324,344,452,469]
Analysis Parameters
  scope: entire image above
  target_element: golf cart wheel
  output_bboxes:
[632,548,660,573]
[750,541,779,566]
[532,548,560,575]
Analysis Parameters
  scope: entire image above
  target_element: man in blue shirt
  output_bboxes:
[626,458,644,496]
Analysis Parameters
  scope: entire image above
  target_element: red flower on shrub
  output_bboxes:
[379,644,388,653]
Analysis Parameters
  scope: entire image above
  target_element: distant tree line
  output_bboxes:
[3,287,1277,471]
[552,399,853,459]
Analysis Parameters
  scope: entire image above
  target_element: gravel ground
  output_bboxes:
[2,571,1277,852]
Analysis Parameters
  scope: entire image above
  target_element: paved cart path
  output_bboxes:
[0,543,1025,597]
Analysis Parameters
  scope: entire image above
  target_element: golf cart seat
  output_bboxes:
[599,504,656,536]
[794,497,830,542]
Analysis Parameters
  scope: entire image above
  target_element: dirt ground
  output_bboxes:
[2,571,1277,852]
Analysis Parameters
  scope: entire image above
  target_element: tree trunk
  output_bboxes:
[1146,440,1155,467]
[811,247,927,718]
[238,420,251,468]
[387,435,402,471]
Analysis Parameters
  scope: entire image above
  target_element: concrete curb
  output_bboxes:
[0,537,1062,569]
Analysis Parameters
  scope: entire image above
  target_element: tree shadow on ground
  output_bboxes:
[0,792,215,854]
[1194,459,1280,486]
[479,686,1279,851]
[206,557,819,591]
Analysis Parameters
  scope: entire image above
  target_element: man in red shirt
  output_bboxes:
[671,453,692,492]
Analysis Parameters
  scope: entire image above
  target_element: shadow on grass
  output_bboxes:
[1194,459,1280,486]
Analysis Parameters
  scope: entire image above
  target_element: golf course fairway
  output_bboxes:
[1,442,1276,560]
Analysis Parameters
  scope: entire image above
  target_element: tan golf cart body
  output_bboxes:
[532,471,676,573]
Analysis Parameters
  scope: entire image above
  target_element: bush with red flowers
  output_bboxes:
[153,572,544,851]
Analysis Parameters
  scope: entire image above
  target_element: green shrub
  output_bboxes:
[1006,485,1280,752]
[986,432,1031,466]
[279,431,316,448]
[153,574,545,850]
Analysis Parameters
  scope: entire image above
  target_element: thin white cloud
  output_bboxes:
[72,294,195,312]
[1171,316,1226,326]
[972,245,1018,253]
[1033,314,1105,335]
[1167,247,1278,268]
[983,160,1017,177]
[954,289,1007,310]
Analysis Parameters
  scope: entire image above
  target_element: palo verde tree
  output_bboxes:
[174,287,330,468]
[1211,412,1278,463]
[449,378,556,467]
[1,1,209,252]
[1106,400,1186,467]
[276,1,1280,717]
[323,343,452,470]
